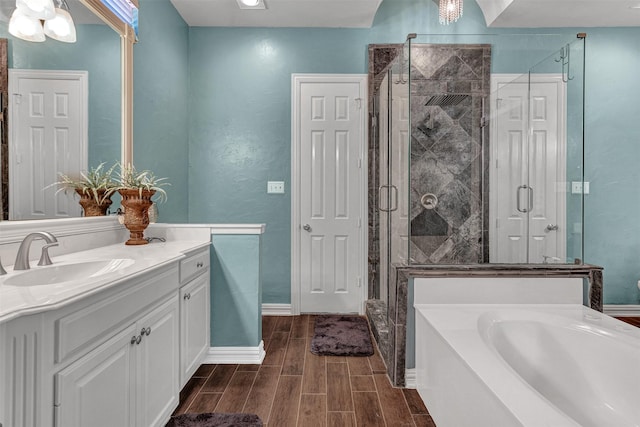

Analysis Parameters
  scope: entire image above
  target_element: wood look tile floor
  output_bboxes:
[171,315,436,427]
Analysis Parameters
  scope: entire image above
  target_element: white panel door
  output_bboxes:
[9,70,87,220]
[293,75,366,314]
[490,74,566,263]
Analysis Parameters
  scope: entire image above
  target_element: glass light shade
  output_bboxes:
[44,8,76,43]
[16,0,55,20]
[8,9,45,42]
[240,0,260,5]
[439,0,463,25]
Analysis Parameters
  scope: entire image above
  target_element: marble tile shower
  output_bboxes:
[408,44,491,264]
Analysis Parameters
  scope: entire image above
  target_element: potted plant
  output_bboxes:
[115,163,169,245]
[48,162,117,217]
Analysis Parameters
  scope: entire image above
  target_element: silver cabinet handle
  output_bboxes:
[545,224,559,232]
[141,327,151,336]
[303,224,311,232]
[196,262,204,268]
[184,293,191,300]
[131,335,142,345]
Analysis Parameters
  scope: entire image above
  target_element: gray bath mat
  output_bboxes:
[310,315,374,356]
[166,413,263,427]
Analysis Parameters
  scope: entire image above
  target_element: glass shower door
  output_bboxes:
[378,42,410,305]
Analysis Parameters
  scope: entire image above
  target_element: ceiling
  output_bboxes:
[476,0,640,27]
[169,0,383,28]
[168,0,640,28]
[2,0,638,28]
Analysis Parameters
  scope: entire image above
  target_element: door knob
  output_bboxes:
[303,224,311,232]
[545,224,559,232]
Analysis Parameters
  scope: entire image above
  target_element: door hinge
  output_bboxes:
[358,158,362,169]
[357,276,362,288]
[480,116,488,128]
[355,98,362,110]
[357,217,362,228]
[13,93,22,105]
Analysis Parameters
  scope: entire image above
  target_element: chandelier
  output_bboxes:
[439,0,463,25]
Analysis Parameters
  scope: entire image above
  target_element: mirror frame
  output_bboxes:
[79,0,137,166]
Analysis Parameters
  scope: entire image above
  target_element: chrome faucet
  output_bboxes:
[13,232,59,271]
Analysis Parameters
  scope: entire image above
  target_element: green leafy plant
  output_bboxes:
[115,163,169,202]
[48,162,117,204]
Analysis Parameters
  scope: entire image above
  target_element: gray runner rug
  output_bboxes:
[310,315,374,356]
[166,413,263,427]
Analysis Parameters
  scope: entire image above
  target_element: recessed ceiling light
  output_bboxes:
[236,0,266,9]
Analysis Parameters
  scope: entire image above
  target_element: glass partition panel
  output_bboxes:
[399,33,586,265]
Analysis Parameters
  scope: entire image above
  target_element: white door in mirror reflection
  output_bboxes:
[9,69,87,220]
[490,74,567,263]
[296,76,366,313]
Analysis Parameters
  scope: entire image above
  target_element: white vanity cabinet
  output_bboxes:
[55,295,179,427]
[53,265,180,427]
[179,247,210,387]
[0,243,211,427]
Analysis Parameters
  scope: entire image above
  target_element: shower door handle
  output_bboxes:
[516,185,533,213]
[516,185,528,213]
[389,185,398,212]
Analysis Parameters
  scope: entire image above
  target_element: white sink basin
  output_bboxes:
[4,259,135,287]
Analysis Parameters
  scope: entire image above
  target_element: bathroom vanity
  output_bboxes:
[0,235,211,427]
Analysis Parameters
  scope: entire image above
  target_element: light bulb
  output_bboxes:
[240,0,260,6]
[8,9,45,42]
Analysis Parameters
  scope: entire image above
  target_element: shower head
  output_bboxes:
[424,94,469,107]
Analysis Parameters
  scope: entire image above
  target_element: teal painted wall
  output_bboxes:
[183,0,640,305]
[583,28,640,304]
[134,0,190,223]
[211,234,262,346]
[0,22,121,168]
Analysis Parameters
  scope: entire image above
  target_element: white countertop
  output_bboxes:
[0,239,210,324]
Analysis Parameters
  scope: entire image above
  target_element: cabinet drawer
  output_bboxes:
[180,249,209,284]
[55,267,179,364]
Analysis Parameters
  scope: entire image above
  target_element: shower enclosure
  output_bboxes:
[369,33,586,308]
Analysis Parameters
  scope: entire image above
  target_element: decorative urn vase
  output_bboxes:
[118,188,155,245]
[76,188,113,217]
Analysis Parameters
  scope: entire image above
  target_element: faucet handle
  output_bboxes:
[38,242,59,267]
[0,256,6,275]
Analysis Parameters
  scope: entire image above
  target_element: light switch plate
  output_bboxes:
[267,181,285,194]
[571,181,590,194]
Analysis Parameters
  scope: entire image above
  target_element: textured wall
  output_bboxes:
[211,234,262,346]
[133,0,190,223]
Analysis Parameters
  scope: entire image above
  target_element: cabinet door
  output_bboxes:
[136,296,179,427]
[55,324,136,427]
[180,273,210,386]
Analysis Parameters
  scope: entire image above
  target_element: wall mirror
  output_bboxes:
[0,0,135,221]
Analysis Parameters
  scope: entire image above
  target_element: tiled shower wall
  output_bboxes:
[368,43,492,294]
[408,44,491,264]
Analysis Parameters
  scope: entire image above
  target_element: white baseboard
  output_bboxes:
[262,303,293,316]
[405,368,416,389]
[203,341,265,364]
[604,304,640,316]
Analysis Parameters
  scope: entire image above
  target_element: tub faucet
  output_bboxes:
[13,232,59,271]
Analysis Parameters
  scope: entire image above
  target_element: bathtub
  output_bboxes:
[415,304,640,427]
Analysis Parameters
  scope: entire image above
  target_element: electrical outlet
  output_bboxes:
[267,181,285,194]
